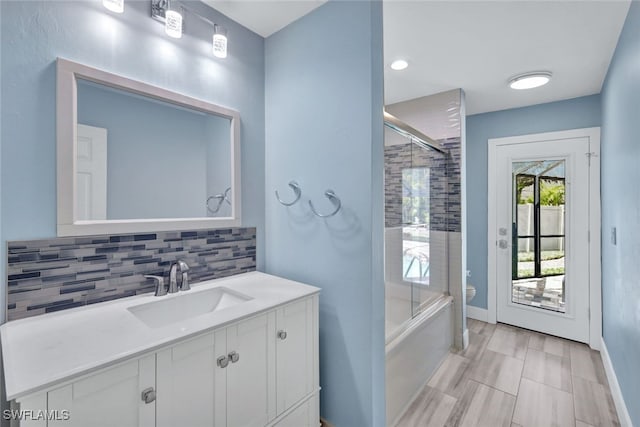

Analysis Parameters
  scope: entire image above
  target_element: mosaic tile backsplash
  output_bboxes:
[384,137,461,232]
[7,227,256,321]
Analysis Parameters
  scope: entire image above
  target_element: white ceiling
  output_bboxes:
[384,1,631,115]
[204,1,630,116]
[203,0,327,37]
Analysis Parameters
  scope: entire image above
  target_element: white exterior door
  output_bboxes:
[488,128,601,345]
[76,124,107,220]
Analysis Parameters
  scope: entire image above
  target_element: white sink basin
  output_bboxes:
[128,287,252,328]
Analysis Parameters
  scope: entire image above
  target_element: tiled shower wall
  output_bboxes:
[384,136,461,231]
[6,227,256,321]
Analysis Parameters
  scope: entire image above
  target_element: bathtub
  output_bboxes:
[385,293,453,426]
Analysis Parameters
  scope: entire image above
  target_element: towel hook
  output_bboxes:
[275,181,302,206]
[207,187,231,214]
[309,190,341,218]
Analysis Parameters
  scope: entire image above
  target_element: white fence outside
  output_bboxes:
[517,204,565,252]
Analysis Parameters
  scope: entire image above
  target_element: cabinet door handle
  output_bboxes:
[277,330,288,340]
[228,351,240,363]
[141,387,156,404]
[217,355,229,368]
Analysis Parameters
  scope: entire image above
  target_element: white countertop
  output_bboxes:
[1,271,320,401]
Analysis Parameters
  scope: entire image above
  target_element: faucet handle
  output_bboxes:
[145,275,167,297]
[177,260,190,291]
[180,271,190,291]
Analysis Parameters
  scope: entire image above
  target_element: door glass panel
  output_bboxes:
[511,160,566,313]
[516,237,535,279]
[540,176,565,236]
[541,237,565,276]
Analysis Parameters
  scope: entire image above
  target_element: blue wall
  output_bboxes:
[0,0,265,318]
[264,2,385,425]
[601,1,640,424]
[466,95,601,309]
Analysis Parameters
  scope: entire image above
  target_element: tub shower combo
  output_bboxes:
[384,111,454,426]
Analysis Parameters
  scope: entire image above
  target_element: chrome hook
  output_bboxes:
[207,187,232,214]
[309,190,341,218]
[275,181,302,206]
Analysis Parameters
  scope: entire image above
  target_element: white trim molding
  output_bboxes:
[600,337,633,427]
[487,127,602,347]
[56,58,242,236]
[466,305,488,322]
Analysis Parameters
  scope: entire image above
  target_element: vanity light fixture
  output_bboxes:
[165,9,183,39]
[213,25,228,59]
[509,71,552,90]
[390,60,409,71]
[150,0,228,58]
[102,0,124,13]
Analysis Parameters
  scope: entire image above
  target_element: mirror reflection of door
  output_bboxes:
[76,124,107,220]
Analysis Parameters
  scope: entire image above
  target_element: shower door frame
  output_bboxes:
[486,127,601,350]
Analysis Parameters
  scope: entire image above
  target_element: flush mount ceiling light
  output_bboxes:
[509,71,552,90]
[390,60,409,71]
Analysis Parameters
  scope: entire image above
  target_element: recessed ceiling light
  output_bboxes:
[509,72,552,90]
[390,60,408,71]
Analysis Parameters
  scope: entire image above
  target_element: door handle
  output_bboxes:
[228,351,240,363]
[277,330,288,340]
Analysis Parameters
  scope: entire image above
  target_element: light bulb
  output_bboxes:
[165,10,183,39]
[390,60,408,71]
[509,72,552,90]
[213,25,227,59]
[103,0,124,14]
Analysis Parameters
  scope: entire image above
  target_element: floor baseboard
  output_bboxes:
[600,337,633,427]
[466,305,488,322]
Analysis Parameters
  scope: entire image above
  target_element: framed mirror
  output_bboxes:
[56,58,241,236]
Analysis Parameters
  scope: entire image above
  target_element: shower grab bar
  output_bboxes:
[207,187,231,214]
[309,190,341,218]
[275,181,302,206]
[383,110,447,154]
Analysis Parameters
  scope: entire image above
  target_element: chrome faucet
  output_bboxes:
[169,260,190,293]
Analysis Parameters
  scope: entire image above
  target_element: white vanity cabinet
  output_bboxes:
[46,355,155,427]
[275,298,317,416]
[222,313,276,427]
[155,332,219,427]
[156,313,275,427]
[12,293,319,427]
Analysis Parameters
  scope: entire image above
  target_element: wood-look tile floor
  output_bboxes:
[395,319,620,427]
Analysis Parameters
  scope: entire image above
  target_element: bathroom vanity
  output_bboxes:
[1,272,320,427]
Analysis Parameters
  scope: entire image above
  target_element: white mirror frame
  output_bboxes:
[56,58,241,236]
